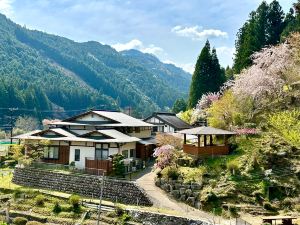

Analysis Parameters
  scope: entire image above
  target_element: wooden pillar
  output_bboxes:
[210,135,213,146]
[224,135,228,145]
[197,135,200,148]
[184,134,187,144]
[204,135,207,147]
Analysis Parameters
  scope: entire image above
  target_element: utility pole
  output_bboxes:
[96,175,105,225]
[8,108,18,144]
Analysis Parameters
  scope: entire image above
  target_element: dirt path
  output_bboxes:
[135,167,230,225]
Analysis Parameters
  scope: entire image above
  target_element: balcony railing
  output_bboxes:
[183,144,230,157]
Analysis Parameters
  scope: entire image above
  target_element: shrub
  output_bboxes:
[295,204,300,212]
[69,194,81,212]
[13,217,28,225]
[226,161,239,175]
[13,188,22,200]
[280,198,293,209]
[166,167,180,180]
[52,201,62,214]
[115,205,124,217]
[34,195,45,206]
[26,222,43,225]
[0,222,7,225]
[263,202,276,211]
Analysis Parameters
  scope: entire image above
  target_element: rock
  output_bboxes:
[195,201,202,209]
[179,194,186,201]
[191,183,201,190]
[193,192,200,199]
[179,188,186,195]
[171,190,180,199]
[186,197,195,206]
[175,182,182,189]
[185,189,192,197]
[155,179,161,187]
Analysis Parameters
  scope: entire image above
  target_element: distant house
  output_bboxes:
[13,110,156,174]
[144,112,192,133]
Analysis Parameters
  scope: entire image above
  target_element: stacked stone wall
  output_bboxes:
[12,167,152,206]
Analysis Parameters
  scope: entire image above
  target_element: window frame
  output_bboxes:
[74,149,80,161]
[95,143,109,160]
[43,146,59,160]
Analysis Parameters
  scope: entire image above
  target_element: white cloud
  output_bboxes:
[111,39,143,51]
[216,46,235,67]
[163,59,194,74]
[171,25,228,40]
[0,0,14,17]
[112,39,164,56]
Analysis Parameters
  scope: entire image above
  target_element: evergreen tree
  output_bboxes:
[233,1,286,73]
[188,41,225,109]
[266,0,285,45]
[172,98,187,113]
[281,1,300,40]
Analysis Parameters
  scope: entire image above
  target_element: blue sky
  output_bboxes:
[0,0,294,73]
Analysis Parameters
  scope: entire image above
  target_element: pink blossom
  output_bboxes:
[153,145,176,169]
[235,128,259,135]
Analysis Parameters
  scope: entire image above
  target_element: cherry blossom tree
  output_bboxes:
[153,145,177,169]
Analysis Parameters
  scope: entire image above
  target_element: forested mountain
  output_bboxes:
[121,49,191,93]
[0,13,191,121]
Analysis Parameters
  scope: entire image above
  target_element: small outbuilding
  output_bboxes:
[178,126,236,157]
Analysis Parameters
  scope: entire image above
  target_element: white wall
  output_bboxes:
[129,129,151,138]
[69,146,95,169]
[75,113,110,122]
[120,142,136,159]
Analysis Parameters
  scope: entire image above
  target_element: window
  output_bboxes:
[135,127,140,133]
[95,143,109,160]
[130,149,134,158]
[43,146,59,159]
[75,149,80,161]
[122,150,128,158]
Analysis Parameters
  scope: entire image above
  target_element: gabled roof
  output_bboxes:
[145,112,192,130]
[58,110,153,127]
[13,128,140,143]
[178,126,236,135]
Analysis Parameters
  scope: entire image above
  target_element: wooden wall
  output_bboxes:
[136,143,155,160]
[85,158,113,174]
[183,144,229,157]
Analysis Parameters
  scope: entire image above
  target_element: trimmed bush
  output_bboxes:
[0,222,8,225]
[13,217,28,225]
[52,201,62,214]
[34,195,45,206]
[166,167,180,180]
[69,194,80,212]
[226,161,239,175]
[26,222,43,225]
[263,202,276,211]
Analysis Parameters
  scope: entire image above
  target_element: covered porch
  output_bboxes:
[178,126,235,157]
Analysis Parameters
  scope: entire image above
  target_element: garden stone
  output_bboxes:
[179,194,186,201]
[155,179,161,187]
[195,201,202,209]
[170,190,180,199]
[191,183,201,190]
[185,189,192,197]
[179,188,186,195]
[193,192,200,199]
[186,197,195,206]
[175,183,182,189]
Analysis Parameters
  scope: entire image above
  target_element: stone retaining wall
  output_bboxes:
[155,178,202,209]
[12,167,152,206]
[127,209,210,225]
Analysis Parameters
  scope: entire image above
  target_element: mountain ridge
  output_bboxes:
[0,13,191,120]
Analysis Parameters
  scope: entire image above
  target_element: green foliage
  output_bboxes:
[166,166,180,180]
[268,110,300,147]
[0,222,7,225]
[14,116,40,132]
[226,161,240,175]
[263,201,277,211]
[52,201,62,214]
[34,194,45,207]
[177,109,193,124]
[172,98,187,113]
[13,217,28,225]
[68,194,80,211]
[112,154,125,177]
[188,41,225,108]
